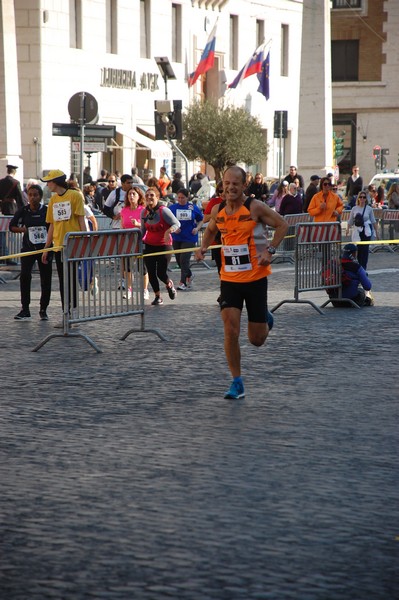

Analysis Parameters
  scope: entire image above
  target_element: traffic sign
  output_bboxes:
[373,145,381,159]
[71,141,106,153]
[68,92,98,124]
[52,123,116,138]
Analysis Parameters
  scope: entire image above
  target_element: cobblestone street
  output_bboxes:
[0,251,398,599]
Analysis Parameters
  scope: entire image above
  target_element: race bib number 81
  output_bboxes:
[53,201,72,221]
[223,244,252,272]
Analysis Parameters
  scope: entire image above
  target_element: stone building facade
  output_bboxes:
[331,0,399,182]
[0,0,305,184]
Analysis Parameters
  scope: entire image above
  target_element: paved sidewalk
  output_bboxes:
[0,250,398,599]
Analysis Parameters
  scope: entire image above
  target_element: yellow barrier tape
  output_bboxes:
[1,238,398,263]
[0,246,63,262]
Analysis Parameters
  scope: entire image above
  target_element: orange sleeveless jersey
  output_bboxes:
[216,202,272,283]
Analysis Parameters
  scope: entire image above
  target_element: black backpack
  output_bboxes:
[102,187,121,218]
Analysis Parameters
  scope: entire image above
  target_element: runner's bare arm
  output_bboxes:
[195,205,219,260]
[251,200,289,265]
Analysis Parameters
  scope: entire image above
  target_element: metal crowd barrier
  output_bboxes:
[33,229,167,353]
[96,214,113,230]
[0,215,23,270]
[273,213,313,264]
[374,209,399,253]
[272,221,346,315]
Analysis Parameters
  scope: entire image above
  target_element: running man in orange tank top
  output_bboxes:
[195,166,288,399]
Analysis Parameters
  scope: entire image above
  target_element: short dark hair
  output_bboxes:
[121,174,133,184]
[27,184,43,199]
[178,188,189,198]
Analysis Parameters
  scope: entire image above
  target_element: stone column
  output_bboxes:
[297,0,333,182]
[0,0,22,173]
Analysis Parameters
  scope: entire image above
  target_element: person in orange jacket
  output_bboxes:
[157,166,171,198]
[307,176,344,222]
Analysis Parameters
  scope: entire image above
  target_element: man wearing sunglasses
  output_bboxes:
[307,177,343,222]
[95,174,118,211]
[102,174,134,228]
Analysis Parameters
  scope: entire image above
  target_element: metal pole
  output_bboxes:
[79,92,86,189]
[167,136,189,187]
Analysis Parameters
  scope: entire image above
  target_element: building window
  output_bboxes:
[256,19,265,48]
[281,24,288,77]
[229,15,238,70]
[70,0,82,49]
[106,0,117,54]
[332,0,361,8]
[172,4,182,63]
[140,0,150,59]
[332,40,359,81]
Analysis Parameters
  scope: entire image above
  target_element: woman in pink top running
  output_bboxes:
[120,187,149,299]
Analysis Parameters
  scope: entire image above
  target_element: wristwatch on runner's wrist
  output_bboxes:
[267,245,276,255]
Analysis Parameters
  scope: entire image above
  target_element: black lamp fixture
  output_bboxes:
[154,57,176,99]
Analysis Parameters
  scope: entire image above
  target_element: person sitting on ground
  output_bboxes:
[326,243,374,308]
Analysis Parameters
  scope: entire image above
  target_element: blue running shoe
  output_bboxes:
[267,310,274,331]
[224,379,245,400]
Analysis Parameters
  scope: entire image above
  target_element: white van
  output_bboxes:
[368,172,399,197]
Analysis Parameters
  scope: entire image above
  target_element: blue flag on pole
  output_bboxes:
[257,51,270,100]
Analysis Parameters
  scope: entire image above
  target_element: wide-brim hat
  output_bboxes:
[41,170,66,182]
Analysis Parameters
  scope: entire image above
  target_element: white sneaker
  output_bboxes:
[177,282,188,291]
[123,287,132,299]
[143,289,150,300]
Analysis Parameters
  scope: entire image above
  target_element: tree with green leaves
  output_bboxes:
[179,100,268,182]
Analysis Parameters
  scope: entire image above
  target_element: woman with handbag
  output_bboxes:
[348,191,378,270]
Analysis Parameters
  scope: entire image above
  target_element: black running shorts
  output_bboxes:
[220,277,268,323]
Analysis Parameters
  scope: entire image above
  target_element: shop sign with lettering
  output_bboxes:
[100,68,159,91]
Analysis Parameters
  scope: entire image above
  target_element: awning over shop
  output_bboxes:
[115,127,172,160]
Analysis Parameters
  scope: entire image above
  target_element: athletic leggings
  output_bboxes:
[143,243,172,294]
[172,240,193,284]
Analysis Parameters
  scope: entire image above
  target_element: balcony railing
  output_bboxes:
[332,0,361,8]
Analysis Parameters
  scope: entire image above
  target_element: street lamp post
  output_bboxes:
[154,57,176,100]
